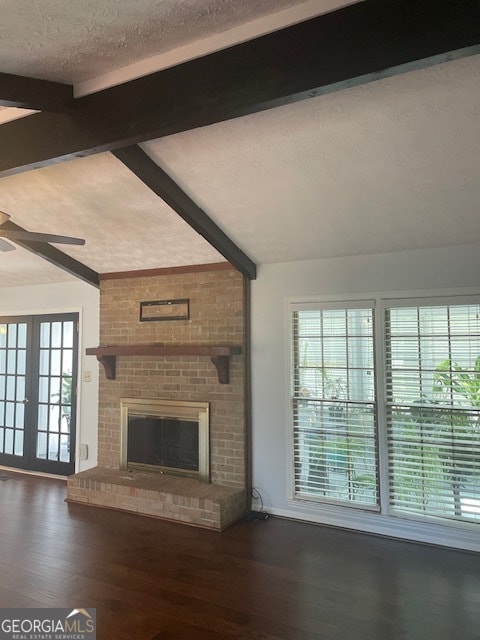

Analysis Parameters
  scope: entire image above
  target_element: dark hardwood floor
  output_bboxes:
[0,471,479,640]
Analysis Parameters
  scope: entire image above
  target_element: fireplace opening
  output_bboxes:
[128,417,199,471]
[120,399,210,482]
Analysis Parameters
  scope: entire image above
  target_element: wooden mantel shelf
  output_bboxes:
[86,345,242,384]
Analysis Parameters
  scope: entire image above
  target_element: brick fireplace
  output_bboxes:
[67,265,248,530]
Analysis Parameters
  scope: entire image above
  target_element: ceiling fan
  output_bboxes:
[0,211,85,252]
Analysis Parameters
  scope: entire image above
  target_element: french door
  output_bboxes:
[0,313,78,475]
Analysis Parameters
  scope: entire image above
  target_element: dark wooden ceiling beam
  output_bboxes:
[0,71,73,111]
[0,0,479,177]
[0,221,99,287]
[112,145,257,280]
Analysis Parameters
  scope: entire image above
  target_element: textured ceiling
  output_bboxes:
[144,53,480,263]
[1,1,479,288]
[0,243,77,287]
[0,0,316,84]
[0,106,37,124]
[0,153,223,275]
[0,0,357,287]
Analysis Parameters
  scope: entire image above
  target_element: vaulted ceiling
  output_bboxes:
[0,0,479,287]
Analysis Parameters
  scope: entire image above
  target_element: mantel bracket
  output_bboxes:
[210,356,230,384]
[96,355,116,380]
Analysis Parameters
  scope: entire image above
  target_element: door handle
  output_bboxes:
[22,398,29,404]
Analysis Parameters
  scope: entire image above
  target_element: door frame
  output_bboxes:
[0,313,79,475]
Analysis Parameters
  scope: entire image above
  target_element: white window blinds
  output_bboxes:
[292,306,378,507]
[385,304,480,523]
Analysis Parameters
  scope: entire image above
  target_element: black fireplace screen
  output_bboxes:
[127,416,199,471]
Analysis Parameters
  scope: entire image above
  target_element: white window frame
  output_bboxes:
[289,299,378,510]
[286,292,480,551]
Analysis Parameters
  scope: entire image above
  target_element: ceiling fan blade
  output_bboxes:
[0,230,85,245]
[0,238,15,252]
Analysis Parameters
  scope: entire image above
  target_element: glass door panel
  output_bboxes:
[36,319,75,467]
[0,314,78,475]
[0,321,28,461]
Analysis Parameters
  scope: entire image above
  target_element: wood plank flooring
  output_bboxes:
[0,471,479,639]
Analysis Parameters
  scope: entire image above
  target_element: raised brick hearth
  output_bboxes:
[67,266,248,529]
[67,468,246,530]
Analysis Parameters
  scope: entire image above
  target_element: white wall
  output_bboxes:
[0,281,99,472]
[251,244,480,550]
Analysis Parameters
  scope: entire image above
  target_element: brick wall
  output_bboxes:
[96,266,246,489]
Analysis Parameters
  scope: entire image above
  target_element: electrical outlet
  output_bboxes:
[79,444,88,460]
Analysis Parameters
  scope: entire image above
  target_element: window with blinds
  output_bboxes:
[291,298,480,529]
[292,305,378,507]
[385,304,480,524]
